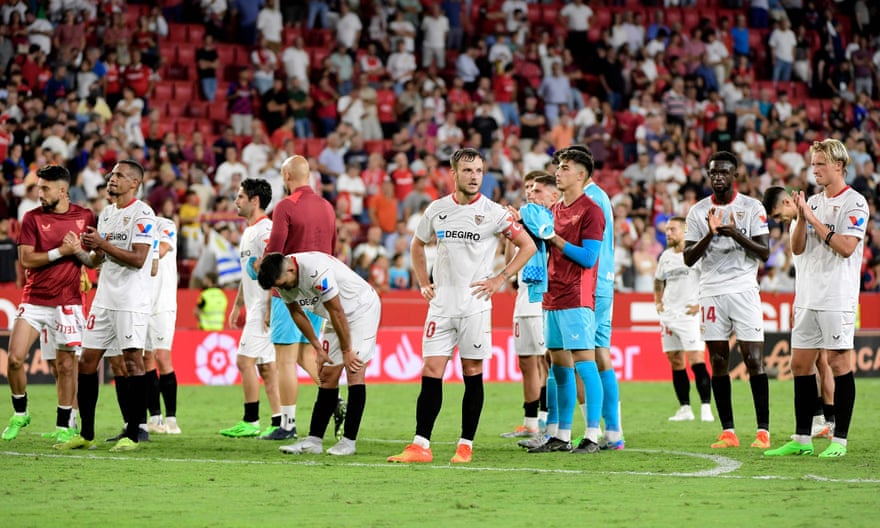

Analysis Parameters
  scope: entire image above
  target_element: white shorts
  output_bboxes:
[700,289,764,342]
[422,310,492,360]
[83,307,148,351]
[239,322,276,365]
[792,308,856,350]
[104,343,122,358]
[661,317,705,353]
[513,316,545,356]
[146,310,177,351]
[17,303,84,361]
[321,302,381,367]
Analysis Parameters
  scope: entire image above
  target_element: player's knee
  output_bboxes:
[7,352,27,371]
[742,352,765,375]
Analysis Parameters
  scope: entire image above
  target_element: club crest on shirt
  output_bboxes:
[76,219,85,230]
[474,214,484,225]
[123,216,131,225]
[41,223,51,231]
[833,206,840,215]
[736,211,744,221]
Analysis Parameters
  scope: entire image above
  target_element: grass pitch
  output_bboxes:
[2,380,879,527]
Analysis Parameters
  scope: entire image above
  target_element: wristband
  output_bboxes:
[824,231,834,246]
[48,248,62,262]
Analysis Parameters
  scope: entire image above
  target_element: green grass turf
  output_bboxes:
[2,380,878,527]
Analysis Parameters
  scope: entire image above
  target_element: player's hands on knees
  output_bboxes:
[419,283,436,301]
[343,349,363,373]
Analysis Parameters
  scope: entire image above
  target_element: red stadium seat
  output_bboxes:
[305,138,327,157]
[196,120,214,138]
[187,24,205,44]
[176,118,196,136]
[665,8,682,27]
[805,99,824,124]
[176,45,196,68]
[165,101,186,118]
[152,82,174,102]
[173,81,194,101]
[216,44,237,67]
[364,140,385,154]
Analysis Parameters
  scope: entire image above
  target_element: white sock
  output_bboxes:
[281,405,297,430]
[524,417,538,430]
[831,437,847,446]
[413,435,430,449]
[69,409,78,429]
[793,434,811,444]
[557,429,571,442]
[538,410,548,423]
[545,423,558,437]
[458,438,473,448]
[586,427,602,443]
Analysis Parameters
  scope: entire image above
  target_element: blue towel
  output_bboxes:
[519,203,552,303]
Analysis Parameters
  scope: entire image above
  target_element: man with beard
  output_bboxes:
[3,165,95,442]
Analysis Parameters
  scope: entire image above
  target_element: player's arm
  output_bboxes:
[544,232,600,268]
[264,202,288,254]
[285,301,324,354]
[683,208,717,267]
[19,230,83,268]
[797,193,861,258]
[653,278,665,313]
[411,235,434,300]
[229,283,244,329]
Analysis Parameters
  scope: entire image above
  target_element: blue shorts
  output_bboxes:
[270,296,324,345]
[544,307,595,351]
[592,295,613,349]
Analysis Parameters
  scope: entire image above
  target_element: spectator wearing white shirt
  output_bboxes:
[215,146,249,196]
[558,0,592,65]
[256,0,283,52]
[389,10,416,53]
[421,4,449,68]
[768,18,797,84]
[336,2,362,52]
[386,39,417,94]
[455,45,481,91]
[281,35,310,90]
[241,126,272,179]
[774,91,793,123]
[26,10,53,55]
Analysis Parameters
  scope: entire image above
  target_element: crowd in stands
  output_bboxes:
[2,0,880,296]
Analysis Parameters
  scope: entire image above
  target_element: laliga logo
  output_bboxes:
[195,333,239,385]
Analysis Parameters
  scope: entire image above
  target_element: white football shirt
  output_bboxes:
[151,217,178,313]
[685,192,769,296]
[655,248,701,322]
[93,198,157,313]
[239,216,273,324]
[792,187,868,311]
[276,251,379,324]
[414,194,521,317]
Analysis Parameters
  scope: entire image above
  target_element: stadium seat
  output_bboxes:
[152,82,174,102]
[187,24,205,44]
[683,10,700,32]
[216,44,238,67]
[166,23,188,43]
[187,101,208,119]
[310,47,330,71]
[176,45,196,68]
[526,4,541,26]
[540,2,559,28]
[805,99,824,124]
[209,100,228,122]
[175,118,196,136]
[305,138,327,157]
[364,140,385,154]
[594,10,612,29]
[173,81,194,101]
[665,8,682,27]
[292,138,307,156]
[165,101,186,118]
[196,120,214,138]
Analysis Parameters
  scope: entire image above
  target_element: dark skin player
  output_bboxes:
[682,158,770,382]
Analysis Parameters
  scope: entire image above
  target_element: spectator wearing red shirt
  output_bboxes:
[311,74,339,137]
[493,62,518,127]
[375,76,398,139]
[447,76,474,129]
[122,49,153,99]
[617,99,645,165]
[389,151,414,203]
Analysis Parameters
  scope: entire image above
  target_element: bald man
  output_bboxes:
[257,155,342,442]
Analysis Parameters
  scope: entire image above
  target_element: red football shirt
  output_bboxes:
[18,204,96,307]
[266,185,336,255]
[544,194,605,311]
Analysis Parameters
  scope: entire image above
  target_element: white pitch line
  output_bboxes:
[4,448,879,483]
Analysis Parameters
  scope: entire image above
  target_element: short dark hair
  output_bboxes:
[257,252,286,290]
[523,170,550,183]
[36,164,71,185]
[554,145,595,178]
[708,150,738,171]
[761,186,787,216]
[669,216,687,225]
[451,147,485,172]
[532,173,557,189]
[240,178,272,210]
[117,158,145,180]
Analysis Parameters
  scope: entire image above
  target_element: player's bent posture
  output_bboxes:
[527,147,605,454]
[654,217,713,423]
[263,155,341,441]
[763,139,866,458]
[56,159,157,452]
[221,179,281,438]
[501,171,557,441]
[683,151,771,450]
[3,165,94,442]
[388,148,536,464]
[258,251,381,456]
[144,216,181,434]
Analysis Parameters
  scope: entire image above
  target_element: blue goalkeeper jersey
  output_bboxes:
[584,180,615,298]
